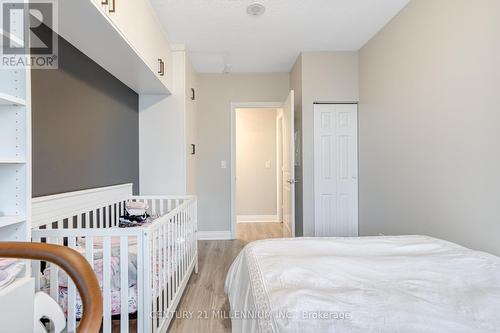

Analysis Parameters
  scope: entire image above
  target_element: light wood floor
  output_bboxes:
[168,222,284,332]
[236,222,286,242]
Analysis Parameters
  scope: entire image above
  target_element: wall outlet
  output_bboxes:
[221,160,227,169]
[265,160,271,169]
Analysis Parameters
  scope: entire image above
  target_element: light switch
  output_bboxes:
[265,160,271,169]
[221,160,227,169]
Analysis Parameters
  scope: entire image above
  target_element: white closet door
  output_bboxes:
[314,104,358,237]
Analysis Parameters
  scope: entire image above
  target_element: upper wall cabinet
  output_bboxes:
[57,0,172,94]
[101,0,172,90]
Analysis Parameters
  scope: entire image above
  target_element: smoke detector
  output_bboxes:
[247,3,265,17]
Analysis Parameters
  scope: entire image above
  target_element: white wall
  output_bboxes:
[298,52,359,236]
[197,73,290,232]
[236,108,278,218]
[139,47,196,195]
[185,55,198,195]
[359,0,500,255]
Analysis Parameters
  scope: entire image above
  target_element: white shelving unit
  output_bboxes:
[0,66,31,242]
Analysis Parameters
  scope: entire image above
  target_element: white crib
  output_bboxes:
[30,184,198,333]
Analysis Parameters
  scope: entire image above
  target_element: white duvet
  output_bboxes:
[225,236,500,333]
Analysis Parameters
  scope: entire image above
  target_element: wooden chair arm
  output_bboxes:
[0,242,103,333]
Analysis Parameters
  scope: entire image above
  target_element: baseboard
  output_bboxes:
[237,215,279,223]
[197,230,233,240]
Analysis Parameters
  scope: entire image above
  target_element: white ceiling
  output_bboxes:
[150,0,410,73]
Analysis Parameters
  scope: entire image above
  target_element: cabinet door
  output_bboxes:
[93,0,109,17]
[107,0,171,89]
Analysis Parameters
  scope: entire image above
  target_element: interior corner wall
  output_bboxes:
[290,55,304,236]
[300,52,359,236]
[359,0,500,255]
[32,34,139,197]
[196,73,290,232]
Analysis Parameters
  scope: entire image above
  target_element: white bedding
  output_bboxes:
[224,236,500,333]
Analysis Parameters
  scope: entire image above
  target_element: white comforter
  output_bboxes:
[224,236,500,333]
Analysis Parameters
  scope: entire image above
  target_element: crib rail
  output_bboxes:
[135,196,198,332]
[31,192,198,333]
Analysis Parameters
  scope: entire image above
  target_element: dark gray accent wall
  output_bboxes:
[32,34,139,197]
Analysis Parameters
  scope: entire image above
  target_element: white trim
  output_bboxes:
[276,109,284,223]
[230,102,284,240]
[197,230,232,240]
[237,215,279,223]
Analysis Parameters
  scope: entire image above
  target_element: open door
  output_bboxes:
[282,91,295,237]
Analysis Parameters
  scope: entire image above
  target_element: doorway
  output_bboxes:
[230,93,295,242]
[233,107,284,242]
[313,103,359,236]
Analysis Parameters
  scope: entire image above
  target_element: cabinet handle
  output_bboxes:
[158,59,165,76]
[109,0,116,13]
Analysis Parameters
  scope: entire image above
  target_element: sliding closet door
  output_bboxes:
[314,104,358,237]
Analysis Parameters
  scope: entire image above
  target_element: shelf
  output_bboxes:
[0,277,32,296]
[0,93,26,106]
[0,158,26,164]
[0,216,26,228]
[55,0,170,95]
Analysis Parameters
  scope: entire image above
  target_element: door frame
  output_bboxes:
[276,111,284,224]
[230,102,284,240]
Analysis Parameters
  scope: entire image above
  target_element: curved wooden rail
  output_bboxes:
[0,242,103,333]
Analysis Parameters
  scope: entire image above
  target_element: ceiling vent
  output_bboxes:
[246,3,265,17]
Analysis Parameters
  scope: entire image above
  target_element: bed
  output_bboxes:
[225,236,500,333]
[31,184,198,333]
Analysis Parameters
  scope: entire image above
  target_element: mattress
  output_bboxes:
[224,236,500,333]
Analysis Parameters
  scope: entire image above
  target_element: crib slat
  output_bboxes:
[111,204,116,227]
[137,234,144,333]
[68,236,77,333]
[85,237,94,269]
[181,212,184,276]
[31,235,41,292]
[151,199,157,216]
[100,208,104,228]
[84,212,89,228]
[77,214,82,229]
[120,236,129,333]
[189,203,193,264]
[159,226,164,316]
[184,208,188,274]
[49,237,59,302]
[167,218,172,306]
[159,200,165,216]
[152,230,158,330]
[103,236,112,333]
[175,214,179,295]
[106,206,113,228]
[184,209,187,275]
